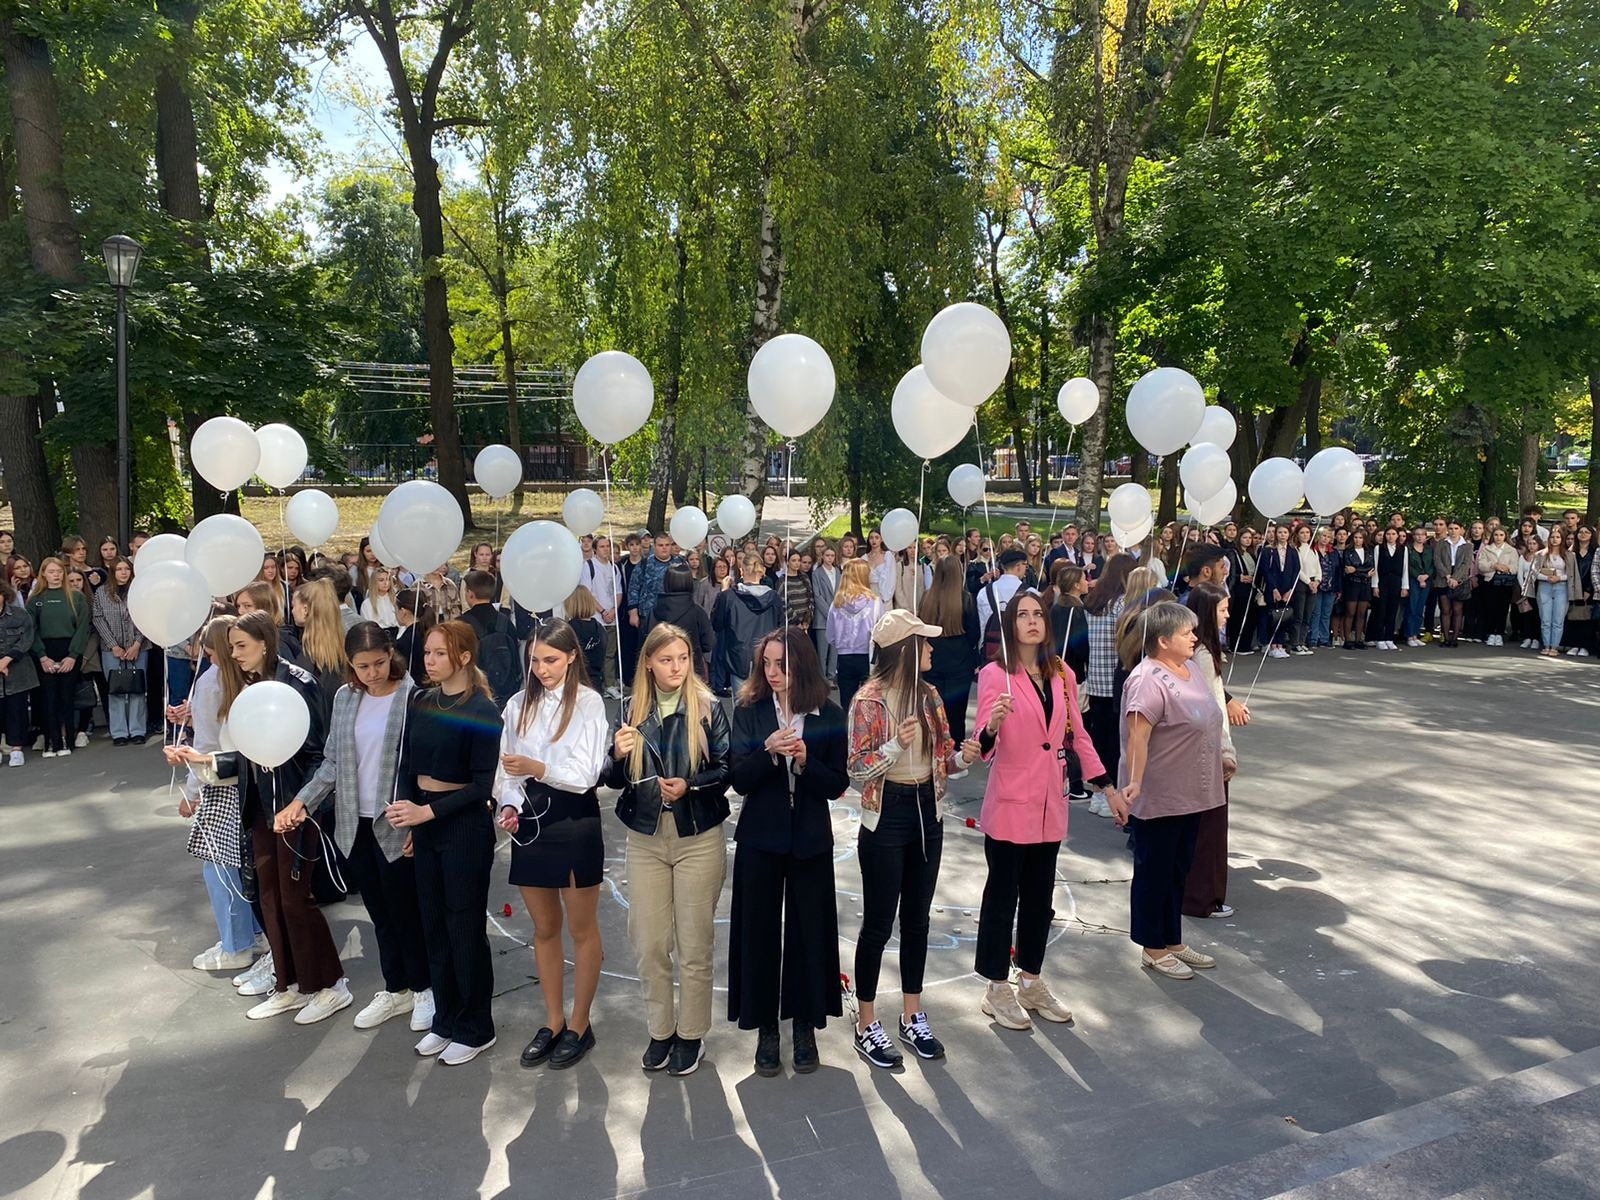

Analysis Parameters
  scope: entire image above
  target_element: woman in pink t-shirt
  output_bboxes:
[1109,601,1226,980]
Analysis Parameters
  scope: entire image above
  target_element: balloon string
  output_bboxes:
[1239,516,1321,707]
[785,439,796,559]
[601,447,623,705]
[913,457,928,722]
[971,414,1010,696]
[1226,518,1276,684]
[1045,427,1077,550]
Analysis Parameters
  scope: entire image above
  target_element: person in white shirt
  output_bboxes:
[976,548,1031,635]
[581,535,623,697]
[359,568,399,629]
[496,619,611,1069]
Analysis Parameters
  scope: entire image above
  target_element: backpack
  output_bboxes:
[477,610,523,708]
[983,582,1004,662]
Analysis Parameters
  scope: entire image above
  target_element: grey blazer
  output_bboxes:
[295,676,414,860]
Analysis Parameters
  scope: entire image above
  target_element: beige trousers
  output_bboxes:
[626,819,727,1040]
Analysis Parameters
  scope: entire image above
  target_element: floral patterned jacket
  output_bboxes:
[845,676,961,833]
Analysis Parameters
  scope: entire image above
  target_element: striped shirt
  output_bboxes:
[1085,597,1125,698]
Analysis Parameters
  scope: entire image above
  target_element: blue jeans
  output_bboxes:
[100,649,148,740]
[1310,591,1338,645]
[166,654,196,735]
[203,860,261,953]
[1403,586,1427,638]
[1537,581,1568,648]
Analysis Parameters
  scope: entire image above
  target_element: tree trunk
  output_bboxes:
[1304,379,1322,457]
[650,229,689,533]
[1075,312,1114,529]
[1130,448,1149,487]
[497,260,522,469]
[1,19,118,539]
[1518,430,1539,510]
[986,222,1033,505]
[1037,301,1051,505]
[0,385,62,558]
[737,168,782,508]
[1158,451,1179,524]
[1587,369,1600,526]
[1477,437,1496,523]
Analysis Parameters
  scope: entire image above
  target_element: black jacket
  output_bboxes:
[1051,597,1090,683]
[652,589,714,679]
[211,660,327,827]
[607,696,731,838]
[729,698,848,858]
[1374,543,1406,589]
[712,583,782,680]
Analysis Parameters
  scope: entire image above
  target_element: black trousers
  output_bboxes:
[974,836,1061,981]
[2,691,30,747]
[836,652,870,714]
[1226,587,1257,652]
[1289,581,1312,648]
[728,845,841,1029]
[36,660,77,752]
[346,817,431,995]
[1375,586,1402,641]
[145,649,166,736]
[924,668,972,745]
[1129,811,1202,949]
[1083,697,1119,782]
[412,803,495,1046]
[1481,584,1514,640]
[854,781,943,1002]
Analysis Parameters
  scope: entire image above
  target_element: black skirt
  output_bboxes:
[507,782,604,889]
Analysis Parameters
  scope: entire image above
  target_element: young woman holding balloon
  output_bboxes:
[172,611,349,1025]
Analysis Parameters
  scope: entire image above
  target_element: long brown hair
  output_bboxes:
[221,611,280,718]
[1083,553,1135,615]
[517,617,591,740]
[740,626,829,715]
[238,580,283,625]
[626,622,714,779]
[204,615,248,719]
[294,578,345,676]
[864,635,932,757]
[424,621,495,702]
[102,556,136,605]
[996,588,1060,681]
[918,555,966,636]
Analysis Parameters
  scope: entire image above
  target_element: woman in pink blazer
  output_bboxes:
[972,589,1116,1033]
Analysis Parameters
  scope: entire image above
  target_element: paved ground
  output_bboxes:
[2,645,1598,1200]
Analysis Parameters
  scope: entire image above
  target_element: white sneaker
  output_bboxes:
[415,1032,451,1057]
[8,751,22,767]
[193,944,255,972]
[41,750,56,759]
[353,989,414,1030]
[947,768,969,781]
[32,736,44,751]
[75,731,89,749]
[1268,647,1290,659]
[56,748,70,757]
[1408,637,1424,647]
[246,986,308,1019]
[1579,649,1591,657]
[1566,647,1580,656]
[1088,792,1112,818]
[1530,641,1542,651]
[410,988,436,1032]
[439,1037,496,1066]
[293,979,354,1025]
[235,952,276,995]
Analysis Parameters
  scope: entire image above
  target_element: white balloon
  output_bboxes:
[1302,446,1366,517]
[668,506,709,550]
[185,514,266,596]
[1247,457,1305,519]
[716,494,757,540]
[1192,407,1237,451]
[1111,516,1154,548]
[891,366,972,460]
[127,559,212,648]
[572,351,654,444]
[474,444,523,500]
[947,463,986,509]
[880,508,919,553]
[501,520,583,613]
[228,680,310,770]
[1178,443,1232,503]
[921,303,1012,407]
[1126,368,1206,457]
[1107,482,1153,529]
[748,334,836,438]
[367,525,401,569]
[254,423,308,490]
[562,488,605,537]
[189,416,260,492]
[1057,377,1100,426]
[284,489,338,547]
[376,479,463,575]
[133,533,186,572]
[1188,478,1238,526]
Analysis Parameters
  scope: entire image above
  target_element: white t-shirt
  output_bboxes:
[353,690,398,818]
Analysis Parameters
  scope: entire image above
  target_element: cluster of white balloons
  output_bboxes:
[892,303,1015,466]
[190,417,309,492]
[1244,448,1365,520]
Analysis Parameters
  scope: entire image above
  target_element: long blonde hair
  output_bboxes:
[294,578,345,675]
[626,623,712,781]
[36,557,84,617]
[833,557,875,607]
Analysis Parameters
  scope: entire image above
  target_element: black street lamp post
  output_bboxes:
[101,234,144,552]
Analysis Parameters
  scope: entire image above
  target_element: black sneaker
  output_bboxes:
[520,1025,563,1067]
[792,1019,819,1074]
[547,1025,595,1070]
[897,1012,946,1060]
[854,1021,903,1069]
[1068,787,1090,800]
[642,1035,675,1072]
[666,1037,704,1077]
[754,1024,781,1077]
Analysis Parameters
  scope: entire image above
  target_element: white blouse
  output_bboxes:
[360,594,398,628]
[497,686,609,811]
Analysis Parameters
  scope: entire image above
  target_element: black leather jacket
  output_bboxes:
[607,698,731,838]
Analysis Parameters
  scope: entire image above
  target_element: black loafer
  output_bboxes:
[642,1035,675,1072]
[548,1025,595,1070]
[792,1020,819,1074]
[754,1024,781,1077]
[520,1025,563,1067]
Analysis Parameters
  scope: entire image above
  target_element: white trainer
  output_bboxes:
[1088,793,1112,818]
[8,751,22,767]
[439,1037,496,1066]
[246,986,308,1019]
[409,988,436,1032]
[353,989,414,1030]
[75,731,89,749]
[293,979,354,1025]
[194,944,255,972]
[415,1032,451,1057]
[234,952,276,995]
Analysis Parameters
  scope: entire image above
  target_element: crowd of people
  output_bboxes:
[0,493,1589,1075]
